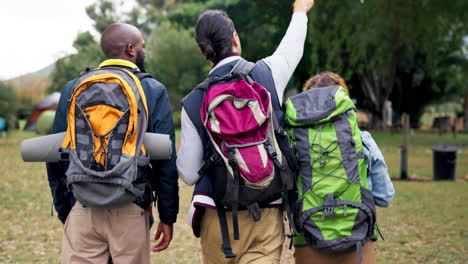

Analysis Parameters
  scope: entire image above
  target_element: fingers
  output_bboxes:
[152,223,173,253]
[294,0,315,13]
[154,226,162,241]
[152,235,169,252]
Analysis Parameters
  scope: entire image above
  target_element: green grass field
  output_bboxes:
[0,130,466,263]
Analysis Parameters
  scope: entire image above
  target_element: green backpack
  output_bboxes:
[285,86,377,256]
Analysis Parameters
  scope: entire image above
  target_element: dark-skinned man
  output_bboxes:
[46,23,179,264]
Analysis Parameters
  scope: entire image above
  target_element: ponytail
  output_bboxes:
[195,10,236,64]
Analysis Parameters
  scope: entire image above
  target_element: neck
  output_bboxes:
[212,52,241,68]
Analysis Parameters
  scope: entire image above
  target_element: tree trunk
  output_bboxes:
[360,74,388,131]
[400,113,410,180]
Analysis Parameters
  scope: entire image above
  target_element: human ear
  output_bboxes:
[127,44,136,57]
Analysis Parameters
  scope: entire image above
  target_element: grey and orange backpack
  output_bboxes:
[59,66,152,208]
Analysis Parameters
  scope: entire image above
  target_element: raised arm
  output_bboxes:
[262,0,314,104]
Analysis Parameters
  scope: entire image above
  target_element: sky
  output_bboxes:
[0,0,99,80]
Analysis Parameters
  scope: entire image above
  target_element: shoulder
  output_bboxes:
[63,79,77,93]
[360,131,384,159]
[58,79,78,102]
[360,130,371,140]
[253,59,272,73]
[182,78,208,108]
[140,77,167,97]
[360,131,375,147]
[182,88,203,103]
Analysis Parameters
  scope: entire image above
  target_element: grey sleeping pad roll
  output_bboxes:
[21,132,172,162]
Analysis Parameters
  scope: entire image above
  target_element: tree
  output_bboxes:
[48,32,105,93]
[86,0,120,33]
[48,0,164,94]
[194,1,467,128]
[146,22,208,107]
[50,0,468,129]
[296,0,467,128]
[0,82,18,125]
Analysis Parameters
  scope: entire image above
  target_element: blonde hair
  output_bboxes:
[302,72,349,94]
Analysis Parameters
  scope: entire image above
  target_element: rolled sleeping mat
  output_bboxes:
[21,132,66,162]
[143,132,172,160]
[21,132,172,162]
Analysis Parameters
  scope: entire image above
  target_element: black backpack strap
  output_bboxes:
[227,148,240,242]
[134,71,153,81]
[196,58,255,91]
[80,67,95,76]
[195,78,211,90]
[214,200,236,259]
[281,191,298,238]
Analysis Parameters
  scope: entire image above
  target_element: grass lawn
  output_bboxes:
[0,130,466,263]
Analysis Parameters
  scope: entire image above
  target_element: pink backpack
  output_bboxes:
[199,59,295,258]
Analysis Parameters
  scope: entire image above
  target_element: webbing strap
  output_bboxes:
[376,223,385,240]
[134,72,153,81]
[264,140,282,168]
[230,58,256,79]
[228,148,240,241]
[281,192,298,249]
[356,242,363,264]
[232,198,239,241]
[195,58,256,91]
[214,200,236,259]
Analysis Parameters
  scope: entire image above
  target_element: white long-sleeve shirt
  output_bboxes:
[177,12,308,185]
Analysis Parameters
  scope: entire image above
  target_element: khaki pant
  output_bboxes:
[200,207,284,264]
[61,202,150,264]
[294,242,377,264]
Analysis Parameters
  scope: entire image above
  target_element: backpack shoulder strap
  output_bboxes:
[134,72,153,81]
[196,58,256,91]
[195,78,212,91]
[230,58,256,76]
[230,59,256,83]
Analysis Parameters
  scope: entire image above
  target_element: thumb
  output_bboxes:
[154,224,163,240]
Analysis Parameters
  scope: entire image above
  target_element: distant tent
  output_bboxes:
[36,110,56,134]
[0,116,6,131]
[24,92,60,131]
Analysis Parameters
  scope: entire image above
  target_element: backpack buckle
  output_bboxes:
[275,128,288,137]
[57,151,70,161]
[227,148,237,168]
[323,193,336,219]
[264,141,277,159]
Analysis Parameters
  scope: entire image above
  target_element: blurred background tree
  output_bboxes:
[0,82,19,126]
[146,22,208,107]
[47,31,105,93]
[46,0,467,129]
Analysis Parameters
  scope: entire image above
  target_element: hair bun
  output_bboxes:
[199,40,216,61]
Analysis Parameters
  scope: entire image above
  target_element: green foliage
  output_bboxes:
[172,111,181,128]
[146,22,208,107]
[49,0,467,127]
[0,82,18,123]
[307,0,467,125]
[169,0,467,127]
[86,0,119,33]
